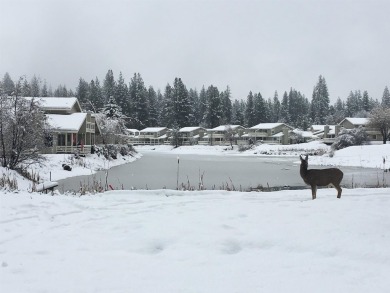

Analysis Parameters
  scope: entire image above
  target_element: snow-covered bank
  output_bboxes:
[0,152,141,192]
[1,188,390,293]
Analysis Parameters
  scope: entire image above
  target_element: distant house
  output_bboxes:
[290,129,318,143]
[339,117,382,142]
[243,123,294,145]
[26,97,101,154]
[199,125,245,145]
[137,127,169,145]
[179,127,207,145]
[309,125,340,144]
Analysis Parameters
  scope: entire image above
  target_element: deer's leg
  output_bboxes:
[336,185,342,199]
[311,185,317,200]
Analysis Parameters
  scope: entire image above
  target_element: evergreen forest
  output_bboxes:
[1,71,389,131]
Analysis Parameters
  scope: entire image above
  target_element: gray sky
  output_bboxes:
[1,0,389,102]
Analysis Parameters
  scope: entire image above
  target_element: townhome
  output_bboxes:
[309,125,340,144]
[339,117,382,142]
[136,127,169,145]
[199,125,245,145]
[26,97,101,154]
[243,123,294,145]
[179,127,207,145]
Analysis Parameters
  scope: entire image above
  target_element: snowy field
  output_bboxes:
[1,142,390,292]
[1,188,390,293]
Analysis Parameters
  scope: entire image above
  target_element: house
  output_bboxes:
[123,129,140,144]
[178,127,207,145]
[309,125,340,144]
[26,97,101,154]
[199,125,245,145]
[136,127,170,145]
[242,123,294,145]
[338,117,382,142]
[290,129,318,144]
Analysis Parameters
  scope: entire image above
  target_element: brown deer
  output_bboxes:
[300,154,343,200]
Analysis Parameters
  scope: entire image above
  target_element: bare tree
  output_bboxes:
[0,79,46,170]
[224,125,235,149]
[368,107,390,144]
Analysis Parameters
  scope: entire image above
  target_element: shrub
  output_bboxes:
[332,126,368,150]
[94,144,136,159]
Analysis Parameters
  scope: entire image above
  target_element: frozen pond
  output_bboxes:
[57,152,390,192]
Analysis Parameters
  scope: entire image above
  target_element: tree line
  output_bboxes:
[1,71,390,131]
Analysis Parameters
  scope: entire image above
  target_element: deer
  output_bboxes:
[299,154,344,200]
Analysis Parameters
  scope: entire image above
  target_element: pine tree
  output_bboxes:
[30,75,41,97]
[21,77,31,97]
[54,84,68,97]
[220,86,232,125]
[253,92,266,124]
[346,91,363,117]
[88,78,104,112]
[172,77,191,128]
[272,91,280,122]
[41,80,48,97]
[96,96,127,144]
[115,72,129,117]
[232,99,244,125]
[103,69,116,104]
[203,85,222,128]
[76,77,89,106]
[129,73,148,129]
[188,88,199,125]
[280,91,290,123]
[244,91,256,127]
[156,89,164,125]
[147,86,158,127]
[382,86,390,108]
[310,75,330,124]
[332,97,346,124]
[362,90,370,112]
[102,96,124,119]
[198,86,207,125]
[2,73,15,95]
[160,84,174,127]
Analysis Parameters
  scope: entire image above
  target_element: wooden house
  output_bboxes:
[243,123,294,145]
[27,97,101,154]
[136,127,170,145]
[199,125,245,145]
[179,127,207,145]
[338,117,382,142]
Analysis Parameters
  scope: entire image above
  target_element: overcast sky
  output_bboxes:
[1,0,389,102]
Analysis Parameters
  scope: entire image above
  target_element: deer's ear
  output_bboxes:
[305,154,308,161]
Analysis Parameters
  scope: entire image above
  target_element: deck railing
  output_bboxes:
[55,145,91,155]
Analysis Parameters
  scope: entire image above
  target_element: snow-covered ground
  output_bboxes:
[1,142,390,292]
[1,188,390,293]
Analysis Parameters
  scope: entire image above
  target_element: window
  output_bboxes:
[58,134,66,146]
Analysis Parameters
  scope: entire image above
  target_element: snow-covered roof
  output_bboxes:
[272,132,284,138]
[292,129,317,138]
[250,123,284,130]
[140,127,167,133]
[179,127,204,132]
[46,113,87,132]
[341,117,368,126]
[26,97,81,112]
[210,125,243,131]
[311,125,336,133]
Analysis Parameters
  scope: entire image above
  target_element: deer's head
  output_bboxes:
[300,154,308,169]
